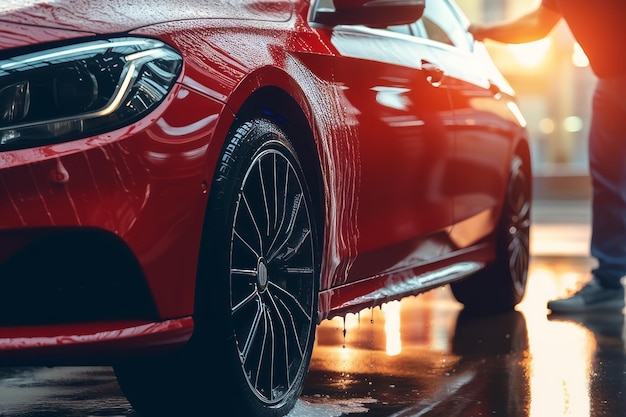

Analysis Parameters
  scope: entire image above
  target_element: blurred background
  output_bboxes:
[457,0,594,201]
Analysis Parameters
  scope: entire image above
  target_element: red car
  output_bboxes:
[0,0,531,415]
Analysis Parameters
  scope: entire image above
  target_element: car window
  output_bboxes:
[315,0,415,36]
[313,0,470,50]
[416,0,471,51]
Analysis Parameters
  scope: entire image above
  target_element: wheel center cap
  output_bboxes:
[257,258,269,292]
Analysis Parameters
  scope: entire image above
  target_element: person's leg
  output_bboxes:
[548,75,626,313]
[589,75,626,288]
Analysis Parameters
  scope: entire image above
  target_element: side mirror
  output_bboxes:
[313,0,425,27]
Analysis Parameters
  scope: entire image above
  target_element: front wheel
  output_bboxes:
[450,155,531,314]
[115,118,320,417]
[207,118,320,416]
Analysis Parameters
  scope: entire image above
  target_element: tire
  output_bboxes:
[115,118,320,417]
[450,155,531,314]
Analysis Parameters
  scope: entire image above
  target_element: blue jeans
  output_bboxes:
[590,75,626,288]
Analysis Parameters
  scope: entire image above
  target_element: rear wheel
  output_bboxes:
[115,118,320,417]
[450,155,531,314]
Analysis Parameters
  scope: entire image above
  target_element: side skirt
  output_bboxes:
[320,244,494,320]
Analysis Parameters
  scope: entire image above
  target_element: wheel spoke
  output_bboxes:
[257,159,272,237]
[267,287,306,359]
[241,194,264,253]
[264,289,295,388]
[237,299,265,363]
[270,226,311,264]
[234,229,260,258]
[251,309,272,396]
[268,192,304,262]
[267,161,295,258]
[231,290,259,315]
[285,266,314,274]
[284,229,311,262]
[231,268,257,277]
[268,281,312,320]
[272,153,280,231]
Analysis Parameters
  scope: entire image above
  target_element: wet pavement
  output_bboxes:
[2,199,626,417]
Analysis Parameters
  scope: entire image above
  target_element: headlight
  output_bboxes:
[0,37,182,151]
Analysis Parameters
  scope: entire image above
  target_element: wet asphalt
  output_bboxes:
[2,199,625,417]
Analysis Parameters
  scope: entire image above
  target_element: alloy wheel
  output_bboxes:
[229,144,316,405]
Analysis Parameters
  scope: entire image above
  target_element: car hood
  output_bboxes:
[0,0,294,48]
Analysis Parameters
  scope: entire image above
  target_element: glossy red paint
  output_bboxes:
[0,318,193,363]
[0,83,225,321]
[0,0,529,366]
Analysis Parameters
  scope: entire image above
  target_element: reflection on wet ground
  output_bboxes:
[298,200,626,417]
[300,257,625,417]
[2,200,626,416]
[0,366,131,416]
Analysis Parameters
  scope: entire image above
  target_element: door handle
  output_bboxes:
[421,60,445,85]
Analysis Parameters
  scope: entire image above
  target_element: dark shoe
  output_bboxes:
[547,278,625,313]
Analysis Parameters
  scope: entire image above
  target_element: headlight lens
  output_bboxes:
[0,37,182,151]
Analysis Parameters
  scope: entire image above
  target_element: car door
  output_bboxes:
[411,0,526,248]
[311,16,457,283]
